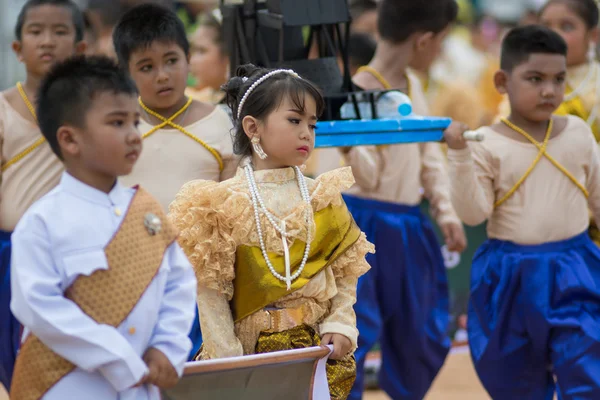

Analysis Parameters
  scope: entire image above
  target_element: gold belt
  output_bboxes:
[261,307,305,333]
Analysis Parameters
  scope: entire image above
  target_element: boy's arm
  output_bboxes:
[446,144,495,226]
[147,244,197,377]
[585,139,600,223]
[419,142,462,226]
[10,215,148,392]
[340,146,384,191]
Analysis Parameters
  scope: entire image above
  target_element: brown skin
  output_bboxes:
[540,1,599,67]
[189,26,229,92]
[58,92,142,193]
[350,35,468,253]
[445,53,568,149]
[127,41,214,126]
[135,347,179,389]
[322,333,353,360]
[5,4,86,123]
[351,9,379,39]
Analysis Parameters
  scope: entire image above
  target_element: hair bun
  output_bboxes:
[221,63,268,116]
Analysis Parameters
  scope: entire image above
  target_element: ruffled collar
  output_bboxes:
[236,166,297,183]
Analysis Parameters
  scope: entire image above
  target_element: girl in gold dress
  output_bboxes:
[169,64,373,400]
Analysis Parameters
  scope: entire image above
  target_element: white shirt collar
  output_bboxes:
[60,172,130,207]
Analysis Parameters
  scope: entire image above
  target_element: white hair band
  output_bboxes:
[236,69,300,120]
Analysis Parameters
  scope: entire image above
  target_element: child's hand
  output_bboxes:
[441,221,467,253]
[443,121,469,150]
[321,333,352,360]
[142,347,179,389]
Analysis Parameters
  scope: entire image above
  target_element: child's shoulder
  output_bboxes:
[186,99,219,125]
[308,167,355,211]
[13,185,64,233]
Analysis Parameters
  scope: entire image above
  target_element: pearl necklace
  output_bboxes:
[244,164,312,290]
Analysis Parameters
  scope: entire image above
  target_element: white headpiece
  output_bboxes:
[236,69,300,120]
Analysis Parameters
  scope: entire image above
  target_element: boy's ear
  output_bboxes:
[12,41,23,62]
[57,126,81,158]
[494,70,509,95]
[187,52,191,64]
[75,41,87,55]
[414,32,434,53]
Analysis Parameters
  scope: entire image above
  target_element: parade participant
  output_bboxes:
[9,55,197,400]
[446,25,600,399]
[0,0,86,390]
[341,0,467,398]
[170,64,373,400]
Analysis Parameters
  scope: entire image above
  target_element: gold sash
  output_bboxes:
[231,203,361,322]
[10,188,177,400]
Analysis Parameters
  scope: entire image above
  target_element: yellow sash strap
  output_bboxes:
[139,97,224,171]
[2,83,45,173]
[231,203,361,322]
[495,118,589,209]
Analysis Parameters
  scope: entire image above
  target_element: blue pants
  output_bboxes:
[0,231,19,390]
[189,310,202,360]
[469,233,600,399]
[344,195,450,400]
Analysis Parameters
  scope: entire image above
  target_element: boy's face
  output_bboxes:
[497,53,567,122]
[13,5,85,78]
[128,41,189,110]
[61,92,142,179]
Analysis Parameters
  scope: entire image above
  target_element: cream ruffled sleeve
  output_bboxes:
[311,168,374,350]
[169,180,243,359]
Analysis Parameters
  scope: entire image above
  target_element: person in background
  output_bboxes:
[349,0,379,38]
[187,9,229,104]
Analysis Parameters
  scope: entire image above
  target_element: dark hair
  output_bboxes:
[197,11,226,54]
[378,0,458,43]
[349,0,378,20]
[15,0,84,42]
[500,25,568,72]
[541,0,599,29]
[223,64,325,157]
[112,3,189,67]
[37,55,138,159]
[348,33,377,67]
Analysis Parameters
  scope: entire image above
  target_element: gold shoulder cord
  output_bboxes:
[1,82,45,173]
[139,97,224,171]
[494,118,588,208]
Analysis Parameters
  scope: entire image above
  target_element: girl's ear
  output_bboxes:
[242,115,260,140]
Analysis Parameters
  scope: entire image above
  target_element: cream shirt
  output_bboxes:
[0,93,63,231]
[447,116,600,244]
[121,106,238,211]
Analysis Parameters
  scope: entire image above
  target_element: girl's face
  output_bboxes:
[244,94,317,170]
[189,26,229,91]
[540,2,597,66]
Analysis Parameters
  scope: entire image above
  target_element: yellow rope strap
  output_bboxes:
[356,65,412,96]
[139,97,224,171]
[2,82,45,173]
[495,118,589,208]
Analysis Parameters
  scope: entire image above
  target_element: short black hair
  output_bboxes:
[348,33,377,67]
[378,0,458,43]
[541,0,599,30]
[112,3,189,68]
[500,25,568,72]
[15,0,84,42]
[349,0,378,20]
[37,55,138,159]
[222,64,325,158]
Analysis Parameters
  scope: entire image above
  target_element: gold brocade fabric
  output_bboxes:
[231,203,362,322]
[256,325,356,400]
[10,188,177,400]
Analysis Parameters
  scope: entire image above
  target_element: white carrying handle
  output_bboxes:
[463,130,484,141]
